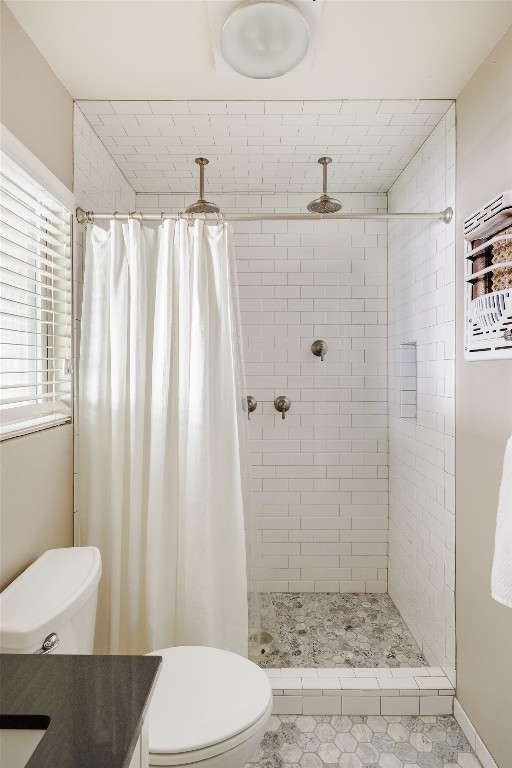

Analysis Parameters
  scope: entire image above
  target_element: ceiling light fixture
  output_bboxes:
[220,0,310,79]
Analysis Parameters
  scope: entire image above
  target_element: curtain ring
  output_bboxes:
[161,211,165,221]
[128,211,133,219]
[177,211,181,221]
[113,211,119,220]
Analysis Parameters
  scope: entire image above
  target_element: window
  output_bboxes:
[0,151,72,440]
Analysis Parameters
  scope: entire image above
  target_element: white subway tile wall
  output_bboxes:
[76,100,452,194]
[73,102,457,645]
[387,105,456,682]
[74,105,136,213]
[136,191,389,593]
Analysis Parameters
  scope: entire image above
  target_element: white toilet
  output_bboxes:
[145,646,272,768]
[0,547,273,768]
[0,546,102,654]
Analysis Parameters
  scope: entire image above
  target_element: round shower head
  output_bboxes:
[307,157,342,214]
[184,199,221,215]
[307,194,342,214]
[185,157,220,215]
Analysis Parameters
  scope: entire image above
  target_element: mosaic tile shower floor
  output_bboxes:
[250,593,427,668]
[244,715,482,768]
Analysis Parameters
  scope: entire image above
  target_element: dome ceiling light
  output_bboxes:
[219,0,310,79]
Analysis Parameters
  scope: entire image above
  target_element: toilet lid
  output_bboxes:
[145,646,272,755]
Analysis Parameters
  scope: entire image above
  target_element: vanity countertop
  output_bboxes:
[0,652,162,768]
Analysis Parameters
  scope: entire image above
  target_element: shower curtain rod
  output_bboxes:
[76,206,453,225]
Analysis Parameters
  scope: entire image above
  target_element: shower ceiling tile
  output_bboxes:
[76,100,453,196]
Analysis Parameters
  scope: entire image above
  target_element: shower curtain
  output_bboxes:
[79,219,248,656]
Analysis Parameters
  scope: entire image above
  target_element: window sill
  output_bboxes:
[0,415,72,442]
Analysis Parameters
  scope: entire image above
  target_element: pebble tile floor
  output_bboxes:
[251,594,427,668]
[244,715,483,768]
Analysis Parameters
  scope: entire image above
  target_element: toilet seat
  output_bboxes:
[148,699,273,766]
[145,646,272,765]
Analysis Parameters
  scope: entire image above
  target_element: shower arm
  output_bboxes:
[197,158,207,201]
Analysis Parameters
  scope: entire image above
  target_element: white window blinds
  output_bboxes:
[0,151,72,440]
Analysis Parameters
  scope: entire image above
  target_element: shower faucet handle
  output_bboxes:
[247,395,257,420]
[274,395,291,420]
[311,339,328,362]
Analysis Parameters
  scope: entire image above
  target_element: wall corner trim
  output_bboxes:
[1,123,74,211]
[453,699,499,768]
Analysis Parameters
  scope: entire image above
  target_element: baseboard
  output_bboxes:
[453,699,499,768]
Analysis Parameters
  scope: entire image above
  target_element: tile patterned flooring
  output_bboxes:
[251,594,427,668]
[244,715,483,768]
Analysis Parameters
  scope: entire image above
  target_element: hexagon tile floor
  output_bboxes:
[251,593,427,668]
[244,715,483,768]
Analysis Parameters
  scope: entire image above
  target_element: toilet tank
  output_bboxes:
[0,547,101,655]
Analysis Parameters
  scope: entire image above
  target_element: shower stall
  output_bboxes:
[73,99,457,706]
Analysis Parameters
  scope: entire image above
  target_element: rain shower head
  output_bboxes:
[307,157,342,214]
[185,157,220,215]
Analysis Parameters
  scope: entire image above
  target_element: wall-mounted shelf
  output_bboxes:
[464,191,512,361]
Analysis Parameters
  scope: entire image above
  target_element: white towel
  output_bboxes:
[492,435,512,608]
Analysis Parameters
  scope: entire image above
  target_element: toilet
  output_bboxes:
[0,546,102,654]
[145,646,272,768]
[0,547,273,768]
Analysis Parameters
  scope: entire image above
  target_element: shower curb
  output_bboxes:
[265,666,454,716]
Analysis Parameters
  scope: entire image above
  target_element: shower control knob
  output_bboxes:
[274,395,291,420]
[247,395,257,420]
[311,339,328,362]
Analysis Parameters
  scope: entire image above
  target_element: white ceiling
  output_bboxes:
[7,1,512,100]
[77,99,452,194]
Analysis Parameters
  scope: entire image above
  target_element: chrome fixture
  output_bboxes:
[247,395,258,420]
[307,157,342,214]
[311,339,328,361]
[76,207,453,224]
[220,0,310,79]
[34,632,60,654]
[185,158,220,215]
[274,395,291,420]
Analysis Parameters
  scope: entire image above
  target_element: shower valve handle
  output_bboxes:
[274,395,291,420]
[247,395,257,420]
[311,339,328,362]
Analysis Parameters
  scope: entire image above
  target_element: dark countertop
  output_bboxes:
[0,653,162,768]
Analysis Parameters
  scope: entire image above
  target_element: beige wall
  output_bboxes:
[0,1,73,189]
[0,425,74,590]
[455,27,512,768]
[0,2,74,589]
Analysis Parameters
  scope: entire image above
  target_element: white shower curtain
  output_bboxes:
[79,219,248,656]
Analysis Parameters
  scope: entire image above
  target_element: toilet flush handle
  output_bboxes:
[34,632,60,654]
